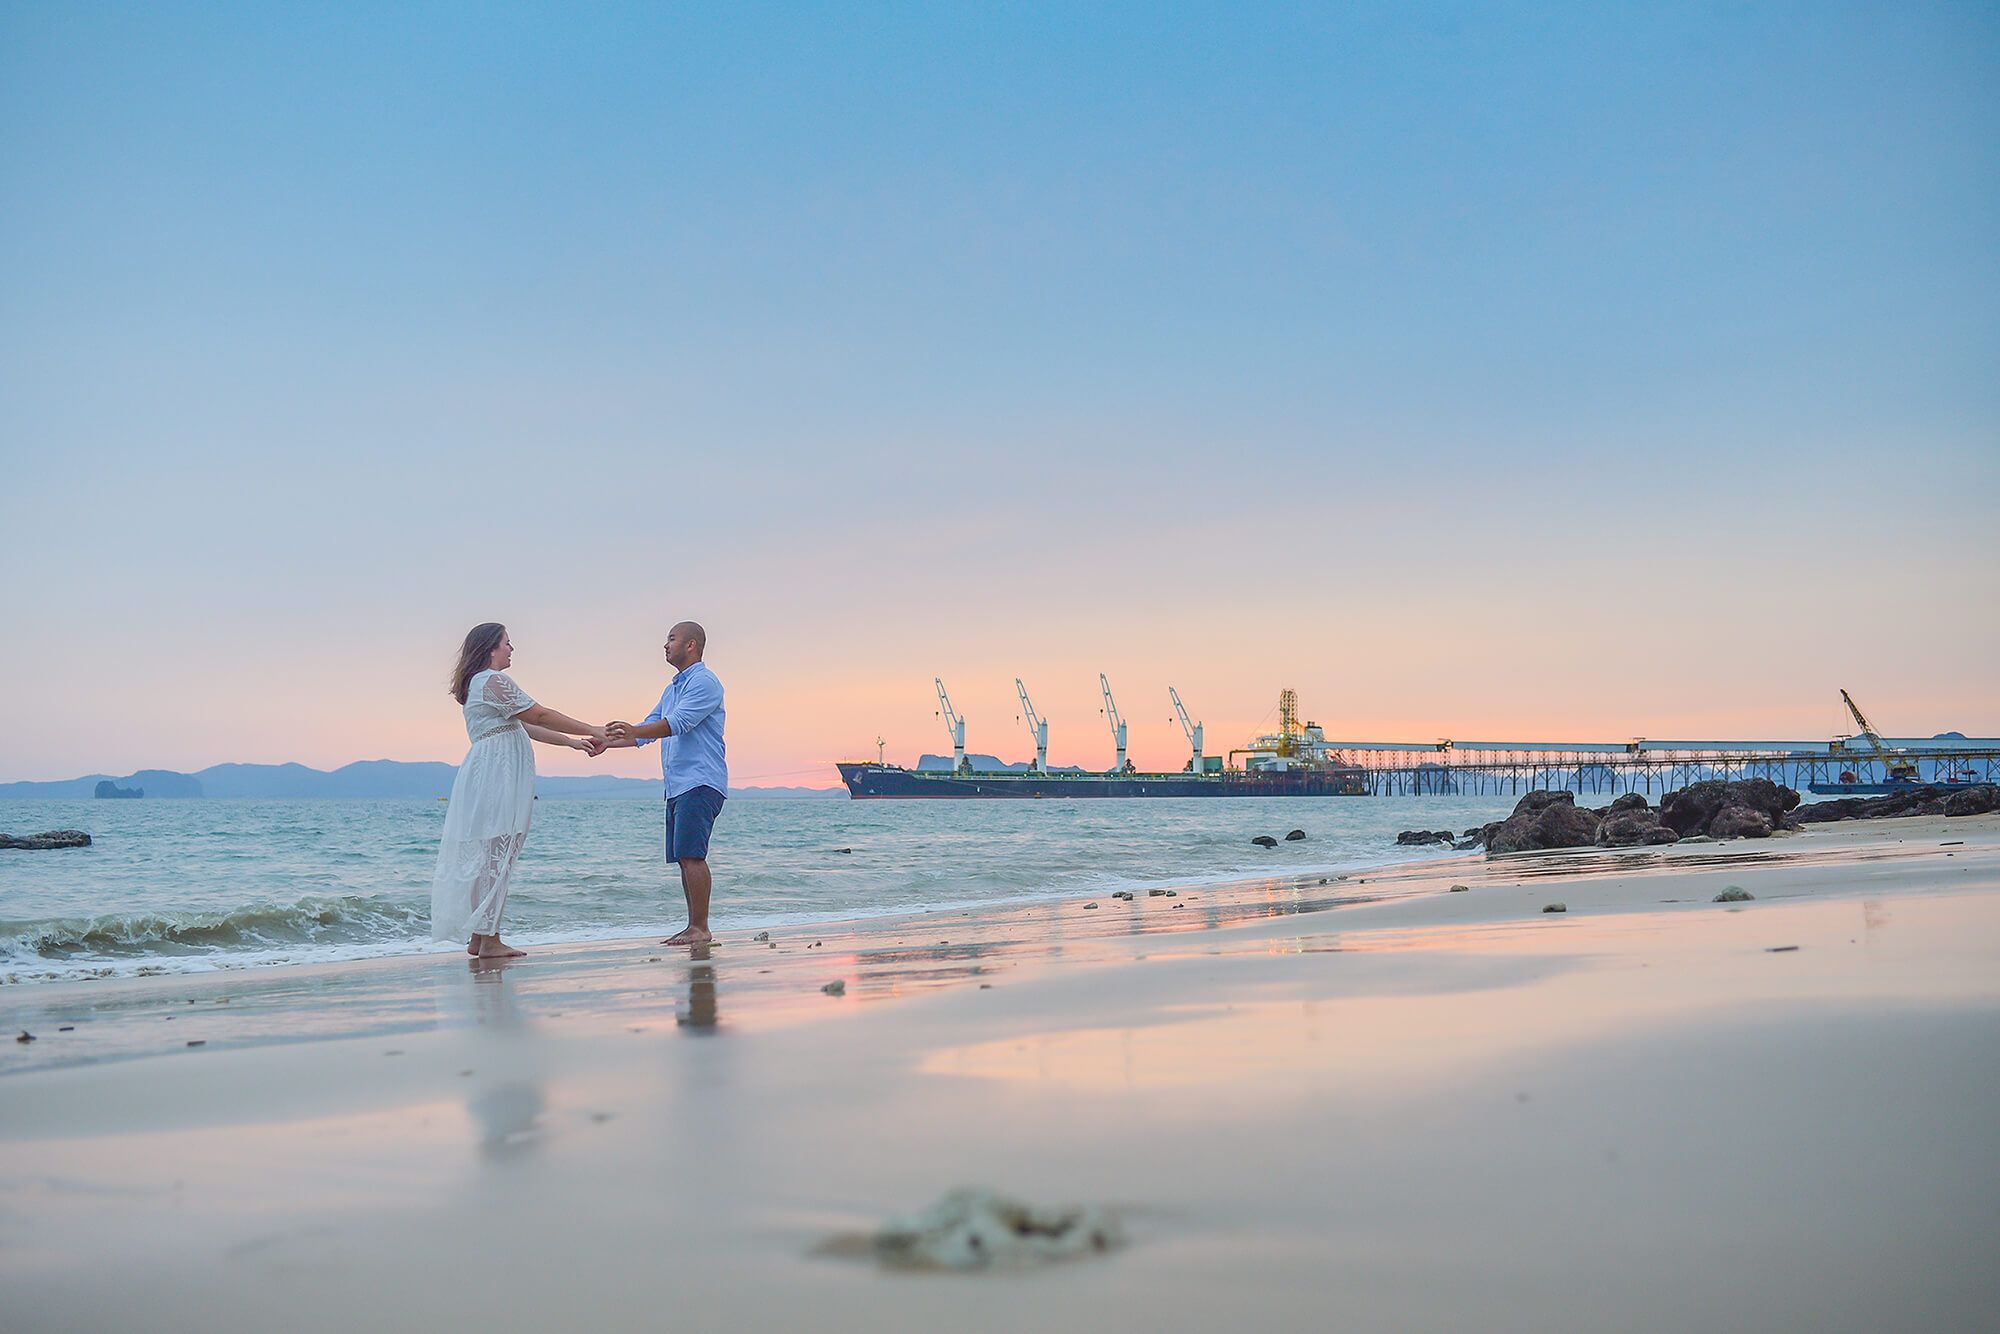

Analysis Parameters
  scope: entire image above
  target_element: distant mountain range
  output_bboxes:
[916,753,1090,773]
[0,760,845,800]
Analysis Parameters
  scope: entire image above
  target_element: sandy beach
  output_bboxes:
[4,814,1996,1332]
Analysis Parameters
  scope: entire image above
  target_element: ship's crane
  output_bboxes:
[1169,687,1204,773]
[1099,674,1130,772]
[935,678,968,772]
[1839,688,1918,782]
[1015,679,1049,772]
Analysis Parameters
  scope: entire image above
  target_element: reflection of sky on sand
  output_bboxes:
[919,893,2000,1094]
[0,1097,476,1272]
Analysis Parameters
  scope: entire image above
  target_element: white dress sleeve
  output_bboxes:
[481,672,537,719]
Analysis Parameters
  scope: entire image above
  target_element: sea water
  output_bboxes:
[0,794,1525,984]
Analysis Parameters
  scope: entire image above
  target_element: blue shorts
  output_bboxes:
[664,785,725,861]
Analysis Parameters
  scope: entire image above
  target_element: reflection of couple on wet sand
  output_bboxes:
[429,620,727,959]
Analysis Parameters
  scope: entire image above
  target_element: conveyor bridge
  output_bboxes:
[1321,737,2000,796]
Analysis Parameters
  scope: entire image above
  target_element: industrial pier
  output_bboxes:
[840,680,1996,800]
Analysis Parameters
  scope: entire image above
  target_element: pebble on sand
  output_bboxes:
[1543,903,1567,913]
[1083,902,1099,910]
[754,931,770,941]
[1714,886,1755,902]
[1449,884,1469,892]
[822,979,846,995]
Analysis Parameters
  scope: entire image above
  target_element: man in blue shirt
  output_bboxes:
[604,621,727,946]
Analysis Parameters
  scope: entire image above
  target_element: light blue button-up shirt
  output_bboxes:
[636,661,728,799]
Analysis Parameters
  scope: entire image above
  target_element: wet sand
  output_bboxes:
[4,815,1996,1332]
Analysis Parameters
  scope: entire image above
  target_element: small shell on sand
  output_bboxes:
[869,1186,1123,1270]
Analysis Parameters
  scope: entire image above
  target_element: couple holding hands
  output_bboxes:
[431,620,727,959]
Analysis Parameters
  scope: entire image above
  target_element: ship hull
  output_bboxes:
[837,763,1368,798]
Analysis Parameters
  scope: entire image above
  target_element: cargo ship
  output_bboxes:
[838,682,1369,799]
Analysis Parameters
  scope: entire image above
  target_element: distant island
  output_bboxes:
[2,761,847,801]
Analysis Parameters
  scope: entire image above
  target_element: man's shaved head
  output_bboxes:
[672,621,707,651]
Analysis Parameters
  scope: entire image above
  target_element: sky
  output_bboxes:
[3,1,1996,787]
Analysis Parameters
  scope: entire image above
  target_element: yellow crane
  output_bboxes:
[1839,689,1918,783]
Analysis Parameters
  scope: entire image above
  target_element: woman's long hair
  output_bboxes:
[450,623,507,704]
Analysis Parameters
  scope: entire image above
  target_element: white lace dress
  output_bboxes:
[431,669,537,941]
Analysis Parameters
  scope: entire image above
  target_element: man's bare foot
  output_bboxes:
[661,926,711,946]
[476,938,527,958]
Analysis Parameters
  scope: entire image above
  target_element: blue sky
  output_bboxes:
[3,2,1995,783]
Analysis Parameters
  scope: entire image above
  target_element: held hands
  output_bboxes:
[605,720,635,742]
[577,734,608,757]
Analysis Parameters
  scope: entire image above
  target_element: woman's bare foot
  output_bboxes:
[661,926,712,946]
[467,939,481,955]
[476,937,526,958]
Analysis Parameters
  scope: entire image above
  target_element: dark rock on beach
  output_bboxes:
[1251,835,1278,848]
[1944,785,2000,817]
[1395,829,1455,846]
[1791,783,2000,823]
[1608,791,1651,813]
[0,829,92,850]
[1708,805,1774,839]
[1285,829,1307,841]
[1595,809,1680,847]
[1659,779,1799,839]
[1485,791,1602,855]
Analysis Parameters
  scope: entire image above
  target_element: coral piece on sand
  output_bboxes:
[872,1187,1123,1270]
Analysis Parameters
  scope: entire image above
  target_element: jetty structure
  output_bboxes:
[838,685,1999,800]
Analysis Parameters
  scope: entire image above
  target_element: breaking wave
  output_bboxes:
[3,894,427,962]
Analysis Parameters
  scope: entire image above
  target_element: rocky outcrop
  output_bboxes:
[1607,792,1650,813]
[1708,806,1774,839]
[1595,809,1680,846]
[1944,785,2000,817]
[1659,779,1800,839]
[1395,829,1455,846]
[1485,791,1602,854]
[1793,783,1999,823]
[0,829,91,850]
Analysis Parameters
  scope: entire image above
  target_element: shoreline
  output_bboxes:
[5,813,1992,1072]
[0,827,1510,991]
[4,813,1995,1332]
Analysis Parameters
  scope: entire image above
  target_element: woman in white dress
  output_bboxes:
[433,623,604,959]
